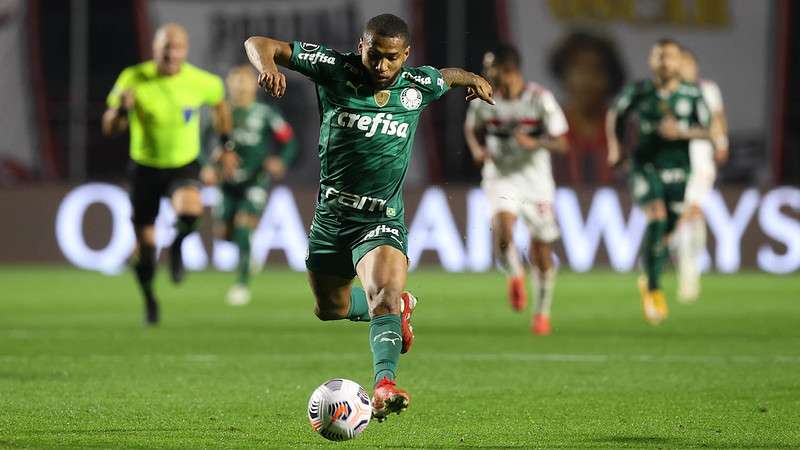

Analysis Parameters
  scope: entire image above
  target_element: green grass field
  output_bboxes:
[1,267,798,449]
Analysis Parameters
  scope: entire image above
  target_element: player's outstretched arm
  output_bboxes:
[440,68,495,105]
[605,109,622,167]
[244,37,293,98]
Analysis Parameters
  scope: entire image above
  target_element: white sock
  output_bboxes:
[498,244,524,277]
[677,218,704,299]
[532,267,556,316]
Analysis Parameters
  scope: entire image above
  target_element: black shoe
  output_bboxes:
[169,239,185,284]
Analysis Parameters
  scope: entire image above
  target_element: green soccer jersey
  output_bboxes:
[226,101,297,187]
[107,61,225,169]
[611,79,710,169]
[287,41,450,223]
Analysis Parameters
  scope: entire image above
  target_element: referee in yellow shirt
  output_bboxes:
[102,23,231,325]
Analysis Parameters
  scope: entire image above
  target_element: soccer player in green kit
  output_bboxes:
[244,14,494,421]
[201,66,298,306]
[102,23,231,325]
[606,39,711,325]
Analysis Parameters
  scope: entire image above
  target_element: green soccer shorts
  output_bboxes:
[305,207,408,279]
[215,181,269,225]
[629,163,689,233]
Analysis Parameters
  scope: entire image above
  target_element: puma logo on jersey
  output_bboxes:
[336,112,410,138]
[297,51,335,65]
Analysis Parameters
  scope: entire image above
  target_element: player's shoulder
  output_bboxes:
[182,63,222,82]
[677,81,703,97]
[119,61,156,81]
[400,65,447,92]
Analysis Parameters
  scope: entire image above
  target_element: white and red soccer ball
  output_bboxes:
[307,378,371,441]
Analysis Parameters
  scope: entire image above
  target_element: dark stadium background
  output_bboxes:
[0,0,798,274]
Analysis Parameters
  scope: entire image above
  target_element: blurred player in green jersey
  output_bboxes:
[244,14,494,421]
[201,66,298,306]
[102,23,231,325]
[607,39,710,325]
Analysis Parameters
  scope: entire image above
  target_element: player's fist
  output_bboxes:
[714,147,729,165]
[513,128,539,150]
[658,116,681,141]
[258,69,287,98]
[264,156,286,180]
[120,89,135,111]
[220,150,241,181]
[200,166,218,186]
[470,148,491,167]
[466,74,495,105]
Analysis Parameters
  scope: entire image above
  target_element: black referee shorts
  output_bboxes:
[129,160,201,226]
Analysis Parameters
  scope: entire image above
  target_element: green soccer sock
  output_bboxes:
[233,226,251,286]
[369,314,402,384]
[347,287,371,322]
[642,219,668,291]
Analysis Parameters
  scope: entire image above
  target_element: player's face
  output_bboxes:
[680,52,699,83]
[226,68,257,106]
[153,27,188,76]
[359,33,410,88]
[649,43,682,82]
[487,63,519,89]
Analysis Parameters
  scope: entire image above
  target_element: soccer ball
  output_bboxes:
[307,378,372,441]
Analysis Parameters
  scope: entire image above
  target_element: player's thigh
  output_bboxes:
[630,166,666,220]
[355,245,408,316]
[307,270,354,319]
[306,210,358,280]
[168,161,203,215]
[520,198,560,245]
[129,163,166,230]
[234,184,268,228]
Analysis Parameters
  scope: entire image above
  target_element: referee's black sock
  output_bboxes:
[132,244,158,324]
[174,214,199,243]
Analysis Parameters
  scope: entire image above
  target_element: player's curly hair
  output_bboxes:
[365,14,409,44]
[549,30,626,97]
[485,43,522,69]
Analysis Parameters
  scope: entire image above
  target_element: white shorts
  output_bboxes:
[686,140,717,206]
[482,177,560,243]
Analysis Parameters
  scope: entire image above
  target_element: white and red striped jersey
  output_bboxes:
[466,82,568,199]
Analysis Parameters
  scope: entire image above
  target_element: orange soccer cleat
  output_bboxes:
[399,292,417,354]
[531,313,551,335]
[507,275,528,312]
[371,377,410,423]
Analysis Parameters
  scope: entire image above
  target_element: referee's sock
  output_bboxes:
[132,244,158,324]
[174,214,199,242]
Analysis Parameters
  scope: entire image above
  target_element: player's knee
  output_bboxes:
[365,285,402,316]
[313,303,346,321]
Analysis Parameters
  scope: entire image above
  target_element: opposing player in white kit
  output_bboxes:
[464,44,569,335]
[676,48,729,302]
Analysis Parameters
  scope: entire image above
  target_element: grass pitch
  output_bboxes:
[0,267,798,449]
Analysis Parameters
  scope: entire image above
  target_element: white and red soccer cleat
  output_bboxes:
[399,292,417,354]
[371,377,410,422]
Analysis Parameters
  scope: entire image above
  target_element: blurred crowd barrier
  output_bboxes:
[2,183,798,274]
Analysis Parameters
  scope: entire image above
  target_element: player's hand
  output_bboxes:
[465,74,495,105]
[220,150,240,181]
[658,116,682,141]
[714,147,729,165]
[200,166,218,186]
[120,89,135,111]
[264,156,286,180]
[513,128,539,150]
[258,67,287,98]
[607,143,623,168]
[471,148,492,167]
